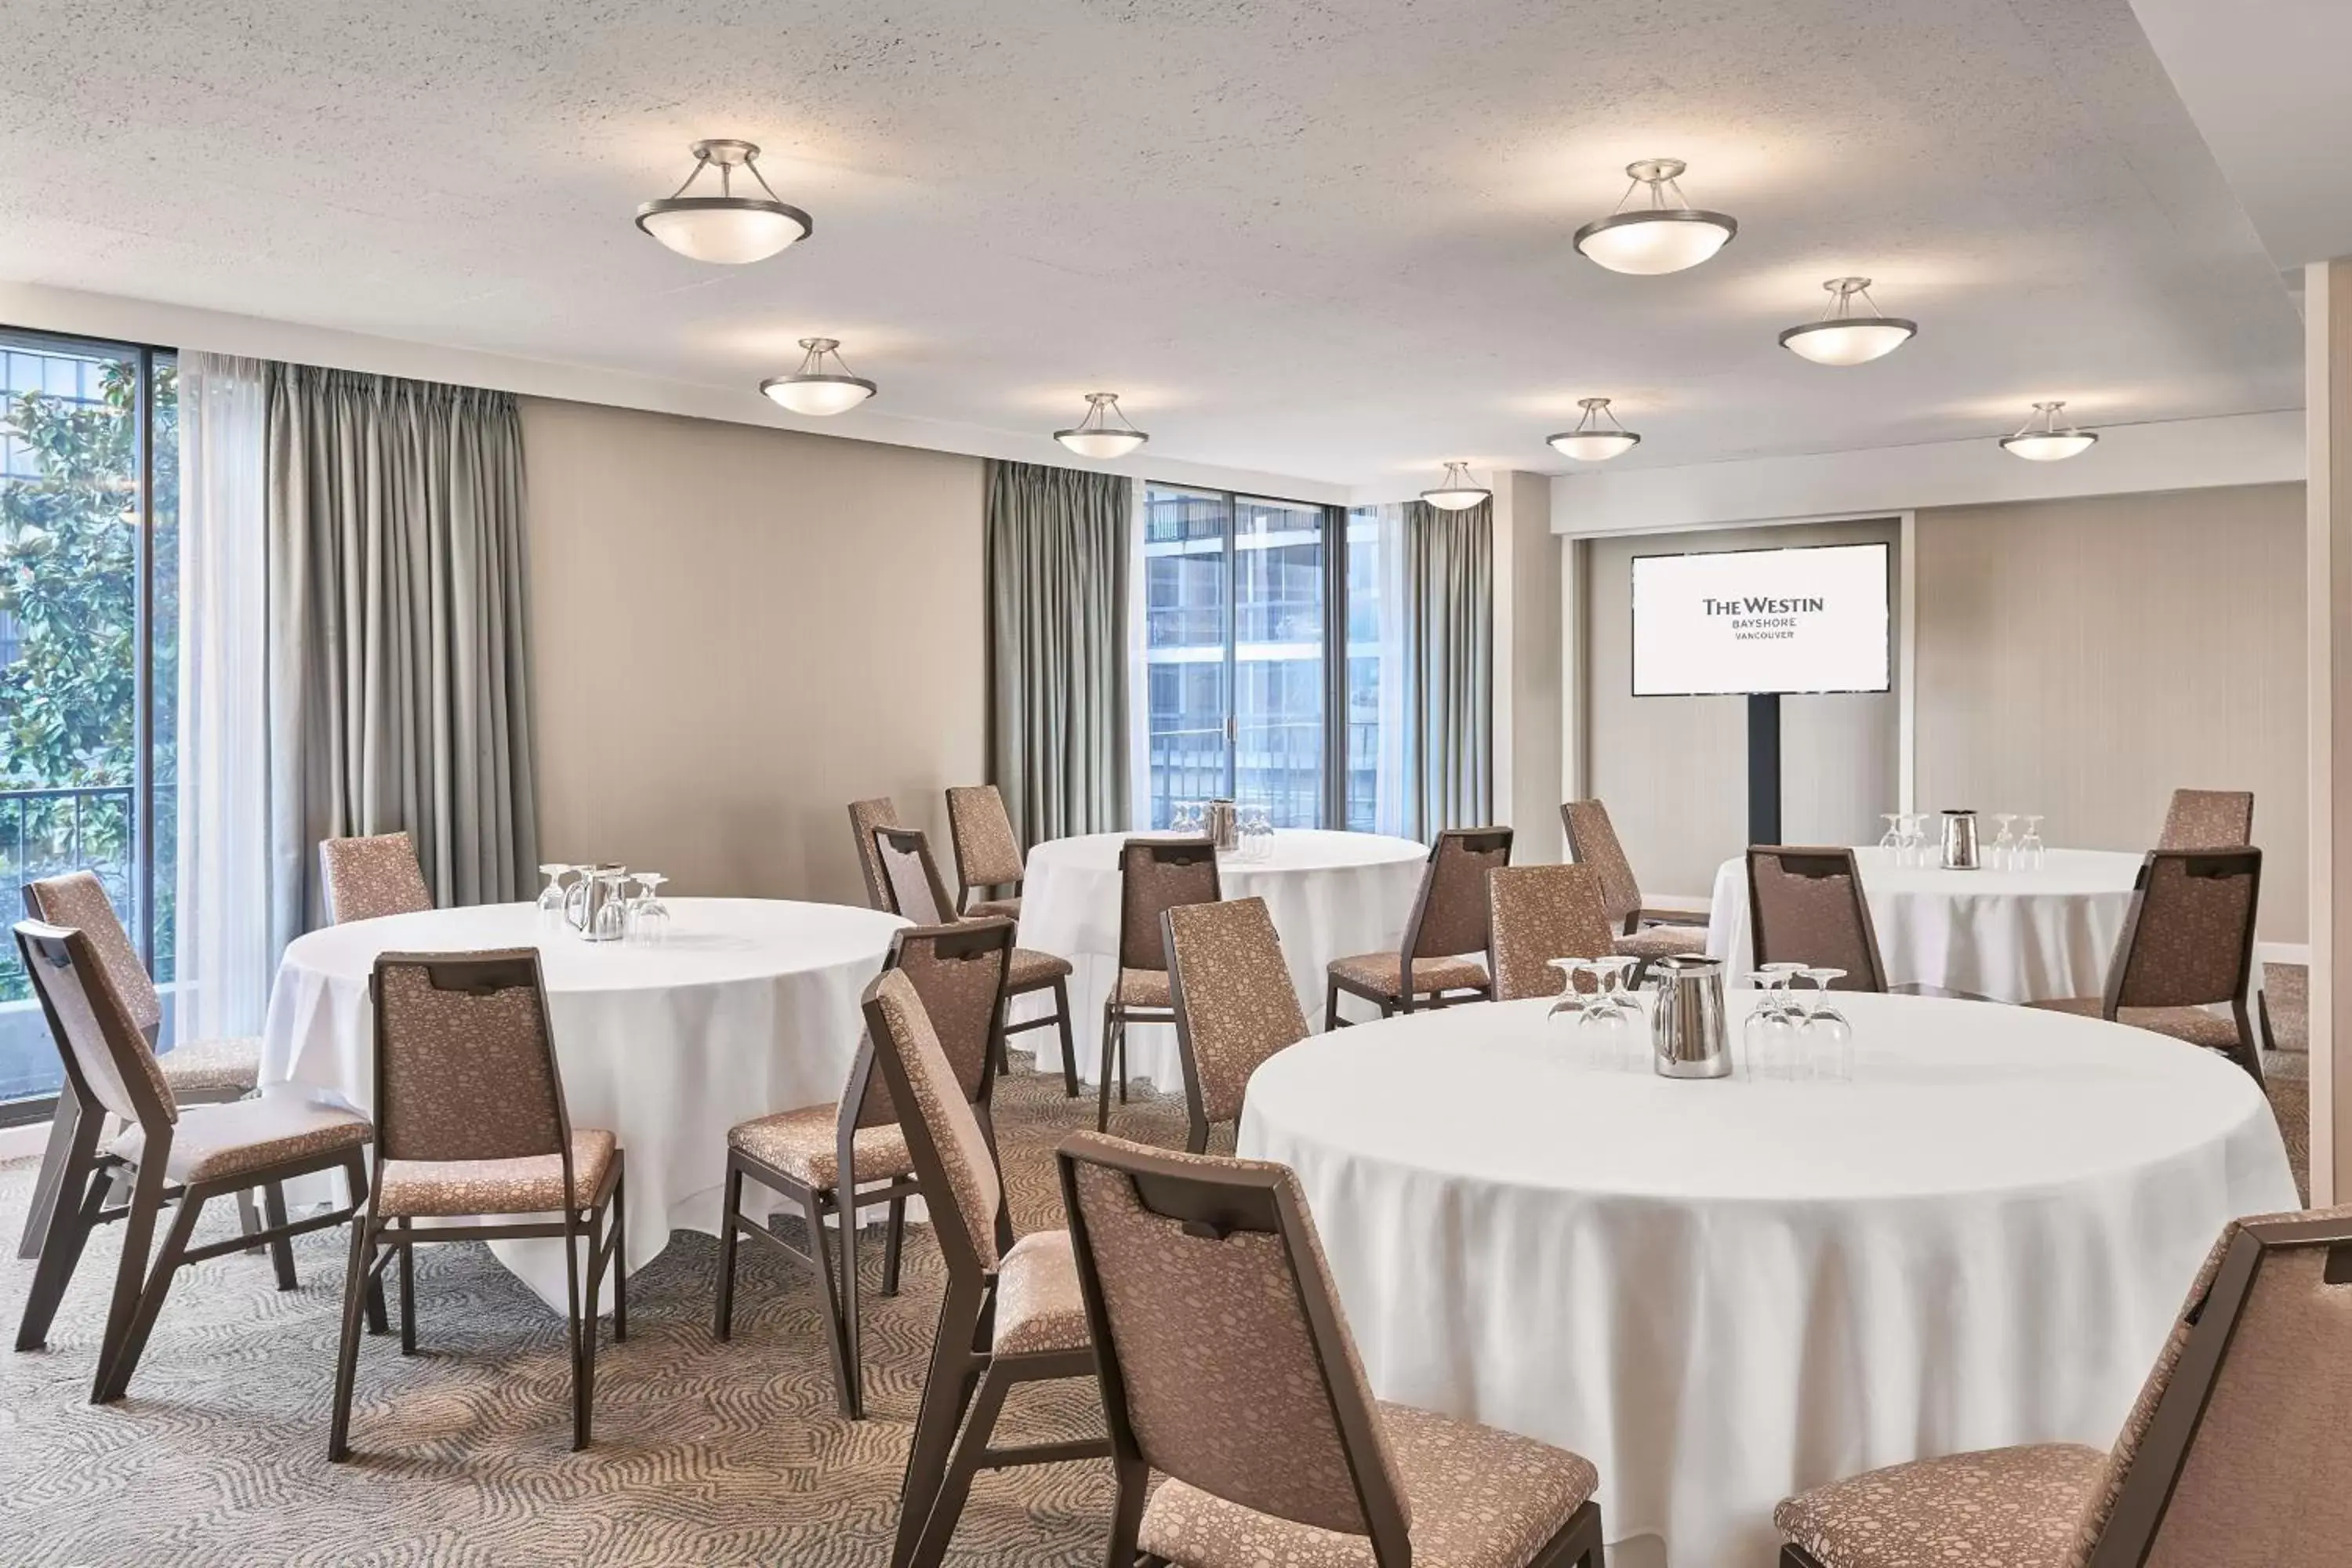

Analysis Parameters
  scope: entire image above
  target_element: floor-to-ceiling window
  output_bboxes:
[0,330,177,1119]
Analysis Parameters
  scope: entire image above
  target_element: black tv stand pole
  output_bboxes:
[1748,693,1782,848]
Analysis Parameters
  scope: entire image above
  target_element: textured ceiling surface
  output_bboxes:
[0,0,2305,485]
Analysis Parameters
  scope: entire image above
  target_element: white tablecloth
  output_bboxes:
[1013,829,1428,1088]
[1238,993,2297,1568]
[1706,845,2143,1003]
[261,898,904,1309]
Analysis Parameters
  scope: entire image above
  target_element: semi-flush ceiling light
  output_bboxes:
[1778,277,1918,365]
[1054,392,1149,459]
[760,338,877,416]
[636,139,812,264]
[1573,159,1738,275]
[1547,397,1642,461]
[1999,401,2099,461]
[1421,461,1492,511]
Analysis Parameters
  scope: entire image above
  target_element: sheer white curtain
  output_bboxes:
[1369,503,1413,837]
[173,354,271,1044]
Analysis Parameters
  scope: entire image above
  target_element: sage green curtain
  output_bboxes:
[1404,497,1493,837]
[266,364,537,946]
[985,459,1131,847]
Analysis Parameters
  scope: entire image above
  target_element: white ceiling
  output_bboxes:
[0,0,2305,488]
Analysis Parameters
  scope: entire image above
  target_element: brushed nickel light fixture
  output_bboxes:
[760,339,877,416]
[1420,461,1492,511]
[1054,392,1149,459]
[1546,397,1642,461]
[1778,277,1917,365]
[636,140,811,264]
[1573,159,1738,275]
[1998,401,2099,461]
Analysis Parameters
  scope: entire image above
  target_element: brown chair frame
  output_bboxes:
[713,920,1014,1420]
[1745,847,1892,992]
[2100,848,2265,1082]
[1098,837,1222,1131]
[1326,826,1509,1026]
[12,920,379,1405]
[848,797,902,913]
[872,824,1079,1097]
[1057,1134,1606,1568]
[944,784,1025,916]
[328,949,626,1458]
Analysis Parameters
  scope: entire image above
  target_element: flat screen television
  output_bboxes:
[1631,540,1891,697]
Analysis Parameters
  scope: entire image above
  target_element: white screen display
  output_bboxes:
[1632,542,1891,696]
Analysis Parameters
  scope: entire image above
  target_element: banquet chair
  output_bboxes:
[872,825,1079,1095]
[1774,1201,2352,1568]
[328,948,626,1458]
[1058,1131,1607,1568]
[2159,787,2254,850]
[1101,837,1223,1131]
[1486,863,1617,1001]
[714,918,1013,1419]
[18,872,263,1261]
[848,797,902,912]
[2031,848,2264,1082]
[862,968,1106,1568]
[13,920,375,1404]
[1560,799,1708,960]
[1748,848,1897,993]
[1164,897,1309,1152]
[1326,826,1510,1025]
[945,783,1025,918]
[317,829,434,924]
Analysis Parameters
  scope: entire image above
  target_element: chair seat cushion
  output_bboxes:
[379,1128,618,1218]
[727,1105,913,1190]
[2031,996,2243,1050]
[155,1035,263,1098]
[1008,946,1074,988]
[971,895,1022,920]
[1141,1399,1598,1568]
[1614,924,1708,960]
[1116,967,1172,1008]
[1327,952,1490,1000]
[1773,1443,2107,1568]
[993,1228,1089,1356]
[110,1090,372,1185]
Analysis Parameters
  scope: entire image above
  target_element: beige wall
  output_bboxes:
[520,397,985,906]
[1915,483,2306,942]
[1580,518,1904,899]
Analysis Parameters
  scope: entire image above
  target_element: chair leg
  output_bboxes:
[16,1092,85,1261]
[15,1115,106,1351]
[579,1211,603,1446]
[1096,1005,1119,1133]
[96,1187,207,1403]
[327,1217,376,1461]
[396,1218,416,1355]
[1103,1452,1152,1568]
[564,1211,589,1451]
[806,1187,861,1419]
[1051,978,1078,1098]
[263,1183,299,1290]
[891,1287,986,1568]
[2233,1000,2267,1087]
[1117,1017,1131,1104]
[92,1159,169,1405]
[840,1184,864,1417]
[236,1187,262,1250]
[611,1165,627,1344]
[1325,977,1345,1029]
[713,1163,744,1341]
[881,1192,907,1297]
[910,1359,1016,1568]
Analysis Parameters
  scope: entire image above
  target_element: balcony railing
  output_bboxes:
[1144,720,1381,832]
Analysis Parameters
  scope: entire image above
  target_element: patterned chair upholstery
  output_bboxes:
[1058,1132,1605,1568]
[1099,838,1224,1131]
[1748,848,1890,992]
[317,830,433,924]
[2029,849,2263,1080]
[946,784,1026,919]
[331,949,625,1458]
[1776,1202,2352,1568]
[847,797,902,913]
[1486,864,1617,1001]
[2158,788,2253,851]
[13,920,372,1404]
[861,969,1106,1568]
[1164,897,1309,1152]
[1327,827,1509,1025]
[1560,800,1707,959]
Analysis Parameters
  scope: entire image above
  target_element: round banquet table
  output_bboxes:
[260,898,905,1310]
[1011,828,1429,1088]
[1237,993,2297,1568]
[1705,844,2144,1003]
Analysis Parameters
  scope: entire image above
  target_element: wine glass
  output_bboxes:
[536,864,574,932]
[630,873,670,945]
[1878,813,1903,852]
[592,868,632,942]
[1547,959,1597,1026]
[1743,973,1798,1080]
[2019,815,2046,871]
[1797,967,1853,1080]
[1579,964,1637,1069]
[1990,815,2016,872]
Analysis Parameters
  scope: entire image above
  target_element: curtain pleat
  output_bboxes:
[1404,498,1494,837]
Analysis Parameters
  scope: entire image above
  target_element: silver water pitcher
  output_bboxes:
[1940,810,1981,870]
[565,862,629,940]
[1647,954,1730,1080]
[1204,799,1240,852]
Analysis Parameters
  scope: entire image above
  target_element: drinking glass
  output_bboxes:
[629,873,670,945]
[2019,815,2046,871]
[1546,959,1596,1026]
[1247,807,1274,862]
[1878,813,1903,851]
[1743,975,1798,1080]
[1990,814,2016,872]
[1170,801,1196,834]
[537,864,574,932]
[1579,965,1637,1070]
[1796,968,1853,1080]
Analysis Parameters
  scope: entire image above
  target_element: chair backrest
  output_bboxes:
[2106,850,2261,1013]
[873,826,956,927]
[1747,847,1887,992]
[24,871,162,1037]
[1560,800,1642,933]
[2158,789,2254,851]
[883,918,1014,1109]
[1486,863,1616,1001]
[319,831,433,924]
[1057,1132,1412,1560]
[946,784,1026,895]
[1403,826,1512,962]
[860,969,1003,1278]
[1116,838,1222,972]
[1164,898,1308,1134]
[370,949,569,1164]
[13,920,175,1130]
[2079,1203,2352,1567]
[847,797,902,912]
